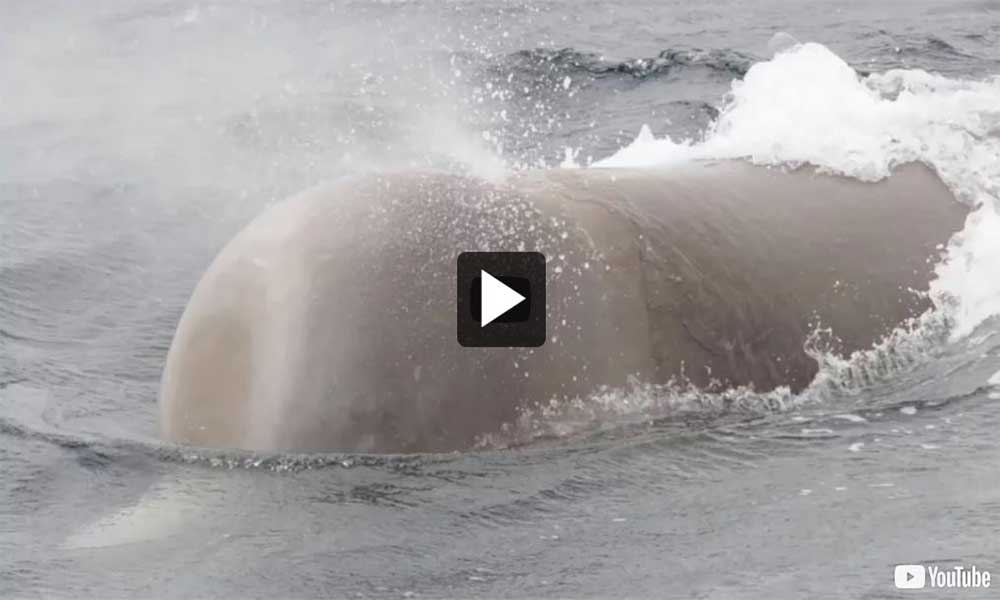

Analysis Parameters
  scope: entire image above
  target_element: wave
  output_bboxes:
[0,412,446,473]
[492,47,753,88]
[498,47,754,81]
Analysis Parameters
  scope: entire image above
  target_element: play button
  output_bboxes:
[456,251,546,347]
[479,270,526,327]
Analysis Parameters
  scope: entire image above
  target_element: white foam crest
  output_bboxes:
[802,309,950,398]
[596,41,1000,340]
[482,311,950,449]
[929,205,1000,339]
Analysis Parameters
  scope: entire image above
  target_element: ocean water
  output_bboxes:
[3,1,1000,598]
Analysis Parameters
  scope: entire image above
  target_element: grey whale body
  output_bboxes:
[160,161,966,453]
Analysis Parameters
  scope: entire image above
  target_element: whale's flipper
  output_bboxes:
[63,477,212,550]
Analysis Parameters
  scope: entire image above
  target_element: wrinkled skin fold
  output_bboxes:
[160,161,967,453]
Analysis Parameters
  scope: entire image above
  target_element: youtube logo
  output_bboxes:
[457,252,546,347]
[895,565,926,589]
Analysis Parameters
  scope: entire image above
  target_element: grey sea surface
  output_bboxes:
[2,1,1000,598]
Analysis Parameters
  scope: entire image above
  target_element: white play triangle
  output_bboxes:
[480,269,526,327]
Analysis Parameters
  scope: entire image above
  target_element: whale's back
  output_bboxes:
[160,162,966,453]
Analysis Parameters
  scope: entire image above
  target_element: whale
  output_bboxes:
[159,160,967,453]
